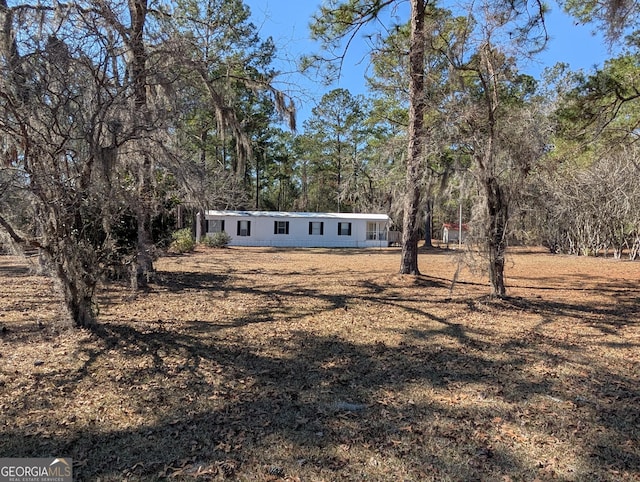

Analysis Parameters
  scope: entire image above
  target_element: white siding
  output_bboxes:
[204,211,390,248]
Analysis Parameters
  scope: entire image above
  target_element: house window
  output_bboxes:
[274,221,290,235]
[237,220,251,236]
[338,222,352,236]
[367,222,387,241]
[207,219,225,233]
[308,221,324,235]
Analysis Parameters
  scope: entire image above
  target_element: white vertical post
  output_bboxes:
[458,203,462,247]
[196,211,202,243]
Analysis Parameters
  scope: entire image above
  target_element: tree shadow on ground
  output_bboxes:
[2,307,638,480]
[1,254,638,480]
[494,294,640,334]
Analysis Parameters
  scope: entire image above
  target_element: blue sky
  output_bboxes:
[244,0,617,125]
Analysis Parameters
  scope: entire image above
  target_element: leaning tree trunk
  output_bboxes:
[484,176,508,297]
[400,0,426,275]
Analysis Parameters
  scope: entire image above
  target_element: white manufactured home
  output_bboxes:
[199,210,390,248]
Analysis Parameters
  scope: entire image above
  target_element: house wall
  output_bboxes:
[204,211,389,248]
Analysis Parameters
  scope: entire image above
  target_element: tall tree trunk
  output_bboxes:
[424,198,433,248]
[485,176,507,297]
[128,0,155,288]
[135,164,154,287]
[475,44,508,297]
[400,0,426,275]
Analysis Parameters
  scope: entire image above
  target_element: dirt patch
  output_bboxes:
[0,247,638,481]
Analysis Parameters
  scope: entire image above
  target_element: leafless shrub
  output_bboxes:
[533,148,640,258]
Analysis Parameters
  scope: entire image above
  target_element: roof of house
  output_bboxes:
[442,223,469,230]
[205,210,390,221]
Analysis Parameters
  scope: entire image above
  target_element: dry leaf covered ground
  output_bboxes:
[0,246,638,481]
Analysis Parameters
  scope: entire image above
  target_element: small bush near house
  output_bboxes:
[169,228,195,253]
[201,231,231,248]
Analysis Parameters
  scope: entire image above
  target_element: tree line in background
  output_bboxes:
[0,0,638,327]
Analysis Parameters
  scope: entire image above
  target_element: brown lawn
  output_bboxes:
[0,246,638,481]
